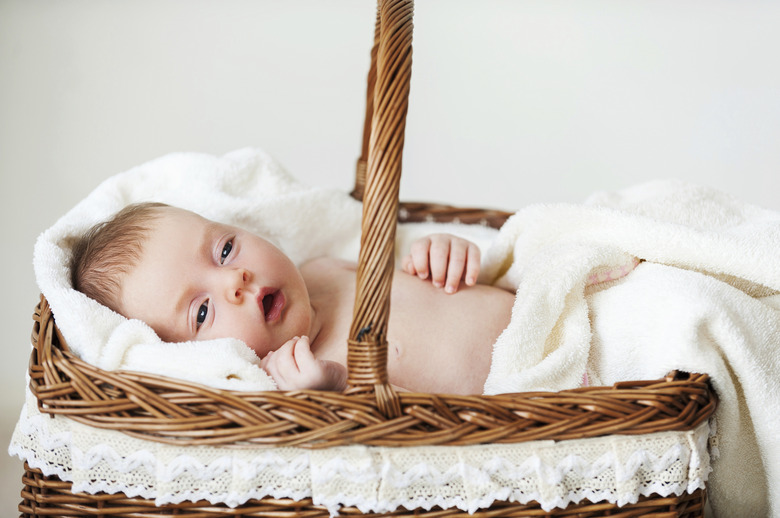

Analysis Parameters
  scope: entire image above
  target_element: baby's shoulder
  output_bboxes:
[301,256,356,300]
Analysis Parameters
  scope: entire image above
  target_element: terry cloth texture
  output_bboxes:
[480,179,780,517]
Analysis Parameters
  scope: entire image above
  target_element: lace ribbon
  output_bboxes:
[9,389,710,514]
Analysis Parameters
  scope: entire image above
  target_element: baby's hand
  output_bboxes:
[260,336,347,391]
[402,233,480,293]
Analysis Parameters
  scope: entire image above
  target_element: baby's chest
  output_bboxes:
[383,278,513,393]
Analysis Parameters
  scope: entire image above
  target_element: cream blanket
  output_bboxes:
[481,180,780,517]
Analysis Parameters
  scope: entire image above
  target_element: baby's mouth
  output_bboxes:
[259,289,285,323]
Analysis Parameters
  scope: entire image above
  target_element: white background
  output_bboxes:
[2,0,779,510]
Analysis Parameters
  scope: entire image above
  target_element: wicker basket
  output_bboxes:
[19,1,716,516]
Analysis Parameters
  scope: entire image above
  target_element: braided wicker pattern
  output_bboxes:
[351,6,379,202]
[30,296,715,448]
[398,201,513,229]
[20,463,706,518]
[346,0,414,418]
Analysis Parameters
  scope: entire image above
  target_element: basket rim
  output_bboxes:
[30,294,717,449]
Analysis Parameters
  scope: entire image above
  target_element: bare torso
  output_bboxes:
[301,257,514,394]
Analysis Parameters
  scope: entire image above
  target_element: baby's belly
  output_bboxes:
[386,274,514,394]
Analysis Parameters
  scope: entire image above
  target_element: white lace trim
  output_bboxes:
[9,390,710,515]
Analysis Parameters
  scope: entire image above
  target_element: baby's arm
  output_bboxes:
[401,233,481,293]
[260,336,347,391]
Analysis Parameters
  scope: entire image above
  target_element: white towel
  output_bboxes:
[481,179,780,517]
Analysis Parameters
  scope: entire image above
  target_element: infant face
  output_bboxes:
[118,206,312,358]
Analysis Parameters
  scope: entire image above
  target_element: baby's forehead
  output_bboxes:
[154,205,203,220]
[123,210,206,276]
[145,207,266,252]
[149,206,218,232]
[145,207,231,245]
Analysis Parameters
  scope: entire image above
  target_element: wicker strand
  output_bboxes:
[351,2,381,201]
[19,463,708,517]
[347,0,413,418]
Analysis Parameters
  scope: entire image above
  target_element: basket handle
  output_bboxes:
[351,6,379,201]
[347,0,414,416]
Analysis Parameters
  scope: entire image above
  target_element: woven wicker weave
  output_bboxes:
[20,464,708,518]
[19,0,716,516]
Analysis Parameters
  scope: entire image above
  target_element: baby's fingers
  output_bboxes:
[292,337,347,391]
[444,242,467,293]
[407,237,432,280]
[401,253,418,277]
[262,338,302,390]
[291,336,318,371]
[442,239,480,293]
[464,243,481,286]
[428,237,452,288]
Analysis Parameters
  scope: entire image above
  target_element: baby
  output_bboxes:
[71,202,515,394]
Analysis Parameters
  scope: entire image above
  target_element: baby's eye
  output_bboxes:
[196,301,209,329]
[220,240,233,264]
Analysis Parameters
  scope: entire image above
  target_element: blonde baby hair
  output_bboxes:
[71,202,169,313]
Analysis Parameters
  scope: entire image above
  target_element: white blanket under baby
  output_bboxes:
[12,148,780,516]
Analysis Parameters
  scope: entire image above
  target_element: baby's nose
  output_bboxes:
[226,268,251,302]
